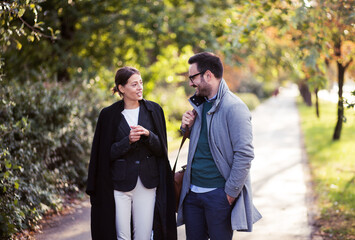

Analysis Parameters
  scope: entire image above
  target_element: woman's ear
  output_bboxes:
[118,84,125,95]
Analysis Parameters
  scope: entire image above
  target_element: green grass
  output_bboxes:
[297,98,355,240]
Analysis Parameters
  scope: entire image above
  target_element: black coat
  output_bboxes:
[86,99,177,240]
[110,102,161,191]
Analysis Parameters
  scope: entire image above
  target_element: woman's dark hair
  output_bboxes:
[112,66,140,96]
[188,52,223,79]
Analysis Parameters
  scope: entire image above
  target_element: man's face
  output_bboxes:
[188,63,211,97]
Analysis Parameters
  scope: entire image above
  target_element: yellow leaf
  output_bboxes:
[15,40,22,50]
[27,35,35,42]
[18,8,26,17]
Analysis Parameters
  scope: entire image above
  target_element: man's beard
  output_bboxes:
[194,76,211,97]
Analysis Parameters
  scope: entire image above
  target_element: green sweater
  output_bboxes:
[191,101,225,188]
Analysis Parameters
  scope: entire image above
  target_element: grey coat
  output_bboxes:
[176,79,262,231]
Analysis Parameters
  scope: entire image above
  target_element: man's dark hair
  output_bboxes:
[188,52,223,79]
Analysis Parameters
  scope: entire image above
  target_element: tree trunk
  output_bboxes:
[332,61,345,140]
[299,80,312,106]
[332,39,353,140]
[57,68,70,82]
[315,88,320,118]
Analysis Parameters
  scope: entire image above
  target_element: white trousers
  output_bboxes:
[113,177,156,240]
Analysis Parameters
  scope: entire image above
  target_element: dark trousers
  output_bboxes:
[183,188,233,240]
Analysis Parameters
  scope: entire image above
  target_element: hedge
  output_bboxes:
[235,92,260,111]
[0,82,99,238]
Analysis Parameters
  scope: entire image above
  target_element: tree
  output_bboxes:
[212,1,303,98]
[321,0,353,140]
[293,0,354,140]
[0,0,58,82]
[2,0,235,85]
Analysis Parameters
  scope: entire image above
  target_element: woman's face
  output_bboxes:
[119,74,143,102]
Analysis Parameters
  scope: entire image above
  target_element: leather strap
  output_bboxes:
[172,128,190,173]
[173,109,196,173]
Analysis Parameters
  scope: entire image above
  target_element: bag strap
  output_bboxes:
[172,128,190,173]
[173,109,196,173]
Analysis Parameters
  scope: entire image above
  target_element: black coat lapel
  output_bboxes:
[112,100,130,140]
[138,102,151,130]
[118,115,130,135]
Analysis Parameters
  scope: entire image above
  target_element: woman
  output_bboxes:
[86,67,177,240]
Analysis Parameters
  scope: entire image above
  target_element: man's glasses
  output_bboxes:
[188,70,206,83]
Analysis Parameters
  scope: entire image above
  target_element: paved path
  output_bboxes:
[235,85,312,240]
[35,199,91,240]
[35,85,312,240]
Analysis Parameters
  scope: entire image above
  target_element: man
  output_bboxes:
[176,52,261,240]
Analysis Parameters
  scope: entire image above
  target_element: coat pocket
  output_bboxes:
[111,159,126,181]
[145,155,159,177]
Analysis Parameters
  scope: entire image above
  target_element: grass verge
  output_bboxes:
[297,98,355,240]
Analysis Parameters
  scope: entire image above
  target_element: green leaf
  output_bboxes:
[48,26,54,35]
[18,8,26,18]
[5,160,12,169]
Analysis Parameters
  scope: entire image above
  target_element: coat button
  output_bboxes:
[235,187,239,190]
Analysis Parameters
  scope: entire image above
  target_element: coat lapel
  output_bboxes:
[118,116,130,135]
[138,102,150,130]
[112,100,130,140]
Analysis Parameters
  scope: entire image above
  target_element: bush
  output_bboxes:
[235,92,260,111]
[0,82,98,238]
[146,85,191,151]
[237,75,277,99]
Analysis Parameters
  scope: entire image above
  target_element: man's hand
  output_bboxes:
[182,110,197,129]
[226,194,236,205]
[129,125,149,144]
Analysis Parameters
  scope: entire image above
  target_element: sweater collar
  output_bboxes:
[115,99,153,113]
[189,78,229,112]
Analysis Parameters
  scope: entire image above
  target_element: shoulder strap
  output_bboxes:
[172,128,190,173]
[172,109,196,173]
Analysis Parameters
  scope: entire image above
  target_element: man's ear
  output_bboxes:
[206,70,214,82]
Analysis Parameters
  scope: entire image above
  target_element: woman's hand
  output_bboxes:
[129,125,149,144]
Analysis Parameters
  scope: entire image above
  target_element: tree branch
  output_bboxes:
[344,58,353,70]
[19,17,56,41]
